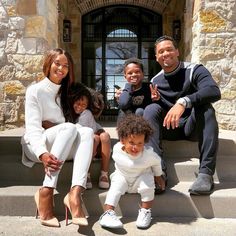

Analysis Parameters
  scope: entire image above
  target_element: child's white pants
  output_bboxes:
[105,171,155,207]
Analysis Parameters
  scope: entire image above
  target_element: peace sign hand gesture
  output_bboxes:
[150,84,160,101]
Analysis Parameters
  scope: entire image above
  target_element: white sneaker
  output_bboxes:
[99,210,123,228]
[136,208,152,228]
[98,171,110,189]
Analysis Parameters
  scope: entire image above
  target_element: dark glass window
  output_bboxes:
[82,6,162,113]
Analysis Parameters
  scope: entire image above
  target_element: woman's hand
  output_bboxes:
[150,84,160,101]
[42,120,56,129]
[39,152,63,176]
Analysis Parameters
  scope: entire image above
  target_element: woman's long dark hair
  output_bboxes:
[42,48,75,119]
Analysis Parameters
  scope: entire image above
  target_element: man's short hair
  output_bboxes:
[155,35,178,49]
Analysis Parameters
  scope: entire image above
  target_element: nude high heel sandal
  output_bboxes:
[64,193,88,226]
[34,189,60,227]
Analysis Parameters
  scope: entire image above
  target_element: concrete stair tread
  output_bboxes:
[0,216,236,236]
[1,181,236,196]
[0,126,235,220]
[1,181,236,218]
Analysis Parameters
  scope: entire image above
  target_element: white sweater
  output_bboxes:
[112,142,162,179]
[21,77,65,159]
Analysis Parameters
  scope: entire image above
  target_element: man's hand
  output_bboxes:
[155,176,166,191]
[163,103,185,129]
[150,84,160,101]
[39,152,63,176]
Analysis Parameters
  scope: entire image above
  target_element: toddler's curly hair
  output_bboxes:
[117,114,153,143]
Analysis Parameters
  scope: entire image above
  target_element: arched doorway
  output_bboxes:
[82,5,162,116]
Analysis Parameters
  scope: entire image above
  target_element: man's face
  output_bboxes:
[155,40,179,73]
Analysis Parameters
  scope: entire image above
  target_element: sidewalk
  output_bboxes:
[0,216,236,236]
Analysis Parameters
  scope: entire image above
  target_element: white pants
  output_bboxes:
[105,171,155,207]
[23,123,93,189]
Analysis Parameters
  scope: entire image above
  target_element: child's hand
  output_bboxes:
[155,175,166,191]
[115,88,122,101]
[150,84,160,101]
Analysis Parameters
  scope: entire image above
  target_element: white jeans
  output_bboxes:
[105,171,155,207]
[23,123,93,189]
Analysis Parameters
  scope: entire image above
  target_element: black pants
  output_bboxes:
[143,103,219,175]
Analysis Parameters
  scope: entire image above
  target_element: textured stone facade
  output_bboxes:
[191,0,236,130]
[0,0,235,130]
[0,0,57,130]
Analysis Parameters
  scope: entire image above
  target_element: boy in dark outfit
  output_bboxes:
[115,58,152,122]
[144,35,221,195]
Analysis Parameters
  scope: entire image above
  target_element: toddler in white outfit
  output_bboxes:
[99,114,165,229]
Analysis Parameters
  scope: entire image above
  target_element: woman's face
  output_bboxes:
[49,54,69,84]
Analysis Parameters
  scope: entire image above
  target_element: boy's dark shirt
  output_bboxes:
[118,82,152,113]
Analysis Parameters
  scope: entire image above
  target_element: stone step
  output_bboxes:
[1,216,236,236]
[1,182,236,218]
[0,126,235,221]
[0,155,236,185]
[0,128,235,158]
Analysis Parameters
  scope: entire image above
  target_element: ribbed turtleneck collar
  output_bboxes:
[43,77,61,93]
[164,61,182,77]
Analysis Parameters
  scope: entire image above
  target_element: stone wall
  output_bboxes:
[191,0,236,130]
[0,0,58,130]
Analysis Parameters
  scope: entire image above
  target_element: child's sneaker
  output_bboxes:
[98,171,110,189]
[136,208,152,229]
[99,210,123,228]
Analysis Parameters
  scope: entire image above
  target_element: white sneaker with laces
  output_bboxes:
[99,210,123,228]
[136,208,152,228]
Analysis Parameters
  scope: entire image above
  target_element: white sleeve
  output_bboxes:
[24,86,48,158]
[145,147,163,176]
[77,109,97,132]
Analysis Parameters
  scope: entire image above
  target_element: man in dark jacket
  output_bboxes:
[144,35,221,195]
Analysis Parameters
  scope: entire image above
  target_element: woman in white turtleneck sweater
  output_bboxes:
[21,48,93,227]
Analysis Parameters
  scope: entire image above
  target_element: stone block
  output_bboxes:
[0,65,15,81]
[200,10,226,32]
[25,16,46,38]
[9,17,25,30]
[6,5,16,16]
[16,0,36,15]
[4,81,25,95]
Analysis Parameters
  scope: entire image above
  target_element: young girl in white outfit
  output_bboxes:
[99,114,165,229]
[67,82,111,190]
[21,48,93,227]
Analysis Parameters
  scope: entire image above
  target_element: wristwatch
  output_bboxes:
[176,97,187,108]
